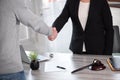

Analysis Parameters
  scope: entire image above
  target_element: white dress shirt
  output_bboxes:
[78,1,90,52]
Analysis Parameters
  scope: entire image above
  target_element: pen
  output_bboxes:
[57,66,66,69]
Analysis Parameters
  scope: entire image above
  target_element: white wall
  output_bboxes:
[110,7,120,28]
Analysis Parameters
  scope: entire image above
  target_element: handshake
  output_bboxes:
[48,27,58,41]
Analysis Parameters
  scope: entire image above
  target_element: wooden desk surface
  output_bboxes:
[23,53,120,80]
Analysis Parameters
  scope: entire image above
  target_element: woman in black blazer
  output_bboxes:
[52,0,114,55]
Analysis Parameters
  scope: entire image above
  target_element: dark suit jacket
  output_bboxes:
[52,0,114,55]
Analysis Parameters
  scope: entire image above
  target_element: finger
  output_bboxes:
[53,27,57,32]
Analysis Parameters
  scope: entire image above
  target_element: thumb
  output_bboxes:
[53,27,57,31]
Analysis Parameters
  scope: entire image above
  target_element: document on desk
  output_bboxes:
[42,62,66,72]
[40,61,66,72]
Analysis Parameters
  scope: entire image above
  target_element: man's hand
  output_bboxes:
[48,27,58,41]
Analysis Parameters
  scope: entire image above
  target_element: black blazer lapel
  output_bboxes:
[74,0,93,31]
[74,0,83,31]
[85,0,93,31]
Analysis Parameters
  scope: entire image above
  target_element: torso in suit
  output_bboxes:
[52,0,114,55]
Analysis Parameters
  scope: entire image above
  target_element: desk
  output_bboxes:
[23,53,120,80]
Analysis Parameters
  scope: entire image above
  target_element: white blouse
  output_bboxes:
[78,1,90,51]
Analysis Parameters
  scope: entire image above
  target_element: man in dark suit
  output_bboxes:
[49,0,114,55]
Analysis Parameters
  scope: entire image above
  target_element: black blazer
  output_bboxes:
[52,0,114,55]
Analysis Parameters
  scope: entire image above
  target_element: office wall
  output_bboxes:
[111,7,120,27]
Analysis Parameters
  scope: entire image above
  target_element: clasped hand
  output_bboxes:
[48,27,58,41]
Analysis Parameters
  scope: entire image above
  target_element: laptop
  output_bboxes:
[20,45,50,64]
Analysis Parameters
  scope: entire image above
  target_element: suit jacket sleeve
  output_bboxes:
[13,0,52,36]
[52,0,70,32]
[102,0,114,53]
